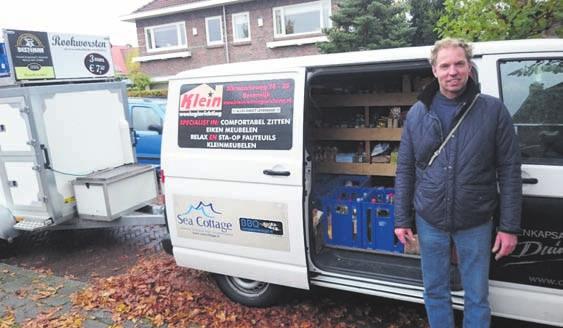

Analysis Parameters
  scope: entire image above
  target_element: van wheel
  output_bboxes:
[213,274,284,307]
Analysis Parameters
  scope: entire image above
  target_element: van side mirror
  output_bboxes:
[148,124,163,135]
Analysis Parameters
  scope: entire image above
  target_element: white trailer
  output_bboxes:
[0,81,164,242]
[0,28,164,242]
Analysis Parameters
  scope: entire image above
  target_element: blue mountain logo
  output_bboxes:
[180,201,221,219]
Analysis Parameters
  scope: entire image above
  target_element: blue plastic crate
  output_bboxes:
[365,187,396,204]
[320,186,403,253]
[313,175,370,204]
[322,187,370,248]
[362,189,403,253]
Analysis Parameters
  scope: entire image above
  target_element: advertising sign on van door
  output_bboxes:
[173,195,289,251]
[177,79,294,150]
[490,201,563,290]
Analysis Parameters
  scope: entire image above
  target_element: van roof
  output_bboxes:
[173,38,563,80]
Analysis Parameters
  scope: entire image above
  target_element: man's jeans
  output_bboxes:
[416,215,493,328]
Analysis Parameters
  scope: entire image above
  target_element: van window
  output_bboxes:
[132,106,161,131]
[499,58,563,165]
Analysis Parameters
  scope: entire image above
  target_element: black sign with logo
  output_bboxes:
[6,29,55,80]
[177,79,294,150]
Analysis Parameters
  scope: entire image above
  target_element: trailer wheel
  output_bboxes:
[213,274,285,307]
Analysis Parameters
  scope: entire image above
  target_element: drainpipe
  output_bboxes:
[222,5,230,63]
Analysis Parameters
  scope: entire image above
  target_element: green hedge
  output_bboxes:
[128,89,168,98]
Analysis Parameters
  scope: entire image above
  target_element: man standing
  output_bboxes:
[394,38,522,327]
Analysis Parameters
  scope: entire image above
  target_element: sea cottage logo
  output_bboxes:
[177,201,233,236]
[173,195,290,250]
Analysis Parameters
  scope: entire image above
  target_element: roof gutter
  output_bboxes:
[120,0,253,22]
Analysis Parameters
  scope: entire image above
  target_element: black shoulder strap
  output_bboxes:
[427,93,481,167]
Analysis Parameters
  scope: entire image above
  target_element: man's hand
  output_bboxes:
[395,228,415,245]
[492,231,518,260]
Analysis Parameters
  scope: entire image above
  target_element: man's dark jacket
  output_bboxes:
[394,78,522,233]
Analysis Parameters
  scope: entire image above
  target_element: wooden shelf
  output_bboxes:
[314,92,418,108]
[317,162,397,177]
[313,128,402,141]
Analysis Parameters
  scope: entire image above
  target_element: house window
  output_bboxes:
[206,16,224,46]
[145,22,187,52]
[232,12,250,42]
[273,0,331,37]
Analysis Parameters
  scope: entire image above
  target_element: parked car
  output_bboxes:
[128,97,166,166]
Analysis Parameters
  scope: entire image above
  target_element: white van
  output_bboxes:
[161,39,563,326]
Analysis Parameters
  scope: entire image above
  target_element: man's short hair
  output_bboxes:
[430,38,473,66]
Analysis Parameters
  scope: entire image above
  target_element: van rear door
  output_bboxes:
[162,70,308,289]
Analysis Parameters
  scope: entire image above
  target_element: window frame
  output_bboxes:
[273,0,332,38]
[205,16,224,46]
[144,22,188,53]
[232,12,251,43]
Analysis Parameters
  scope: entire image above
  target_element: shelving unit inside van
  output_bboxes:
[313,123,404,177]
[305,63,457,288]
[310,74,424,178]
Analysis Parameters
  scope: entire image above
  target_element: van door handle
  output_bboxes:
[263,169,290,177]
[522,178,538,184]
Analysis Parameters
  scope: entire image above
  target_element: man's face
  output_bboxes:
[432,46,471,99]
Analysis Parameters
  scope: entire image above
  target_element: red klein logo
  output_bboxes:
[179,84,223,117]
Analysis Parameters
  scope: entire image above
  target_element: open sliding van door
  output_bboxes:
[479,52,563,325]
[162,69,308,300]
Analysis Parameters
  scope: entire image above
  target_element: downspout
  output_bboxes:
[222,5,230,63]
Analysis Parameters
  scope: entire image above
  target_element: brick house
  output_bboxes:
[122,0,336,89]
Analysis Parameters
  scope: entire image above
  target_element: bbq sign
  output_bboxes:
[178,79,294,150]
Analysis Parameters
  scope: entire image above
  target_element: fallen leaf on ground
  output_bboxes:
[23,310,84,328]
[30,284,63,301]
[62,254,428,327]
[0,309,16,328]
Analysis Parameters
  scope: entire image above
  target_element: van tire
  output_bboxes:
[212,274,285,307]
